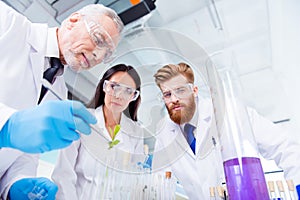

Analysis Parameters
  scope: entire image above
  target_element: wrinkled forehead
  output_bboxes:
[95,15,120,46]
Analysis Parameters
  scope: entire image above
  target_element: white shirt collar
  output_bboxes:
[45,27,59,58]
[94,105,137,136]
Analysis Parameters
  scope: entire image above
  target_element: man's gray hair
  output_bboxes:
[77,4,124,34]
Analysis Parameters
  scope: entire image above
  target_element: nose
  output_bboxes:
[92,48,106,62]
[113,90,122,99]
[170,93,179,102]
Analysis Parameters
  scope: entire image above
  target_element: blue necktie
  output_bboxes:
[38,57,64,104]
[184,123,196,154]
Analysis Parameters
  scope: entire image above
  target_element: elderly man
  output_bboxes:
[0,2,123,199]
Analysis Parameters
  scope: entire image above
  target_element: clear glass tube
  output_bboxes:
[276,180,287,200]
[209,186,217,200]
[206,55,269,200]
[286,180,297,200]
[267,181,278,200]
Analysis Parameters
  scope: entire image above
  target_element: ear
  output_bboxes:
[65,13,81,30]
[193,85,198,97]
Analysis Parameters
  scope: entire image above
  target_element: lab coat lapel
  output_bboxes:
[164,98,219,160]
[28,23,48,101]
[195,116,219,159]
[29,53,44,99]
[114,115,130,145]
[93,106,112,141]
[153,120,190,169]
[173,125,196,159]
[195,99,219,159]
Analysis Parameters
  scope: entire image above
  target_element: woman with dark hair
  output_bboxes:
[88,63,141,121]
[52,64,145,199]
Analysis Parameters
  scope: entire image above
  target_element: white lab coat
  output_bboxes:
[0,2,67,199]
[153,98,300,200]
[52,106,145,200]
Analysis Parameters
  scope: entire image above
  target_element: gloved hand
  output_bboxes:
[0,100,97,153]
[296,184,300,198]
[8,177,58,200]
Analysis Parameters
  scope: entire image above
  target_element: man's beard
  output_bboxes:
[62,41,90,72]
[166,96,196,125]
[63,49,83,71]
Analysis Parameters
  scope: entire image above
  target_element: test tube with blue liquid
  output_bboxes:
[206,56,269,200]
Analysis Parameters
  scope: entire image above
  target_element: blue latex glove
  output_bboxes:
[0,100,97,153]
[144,154,153,169]
[296,184,300,199]
[8,177,58,200]
[137,154,153,169]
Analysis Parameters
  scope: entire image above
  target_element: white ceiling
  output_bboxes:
[2,0,298,125]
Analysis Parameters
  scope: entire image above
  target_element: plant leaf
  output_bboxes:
[107,125,121,149]
[112,139,120,146]
[108,139,120,149]
[111,125,120,140]
[114,125,121,135]
[108,141,113,149]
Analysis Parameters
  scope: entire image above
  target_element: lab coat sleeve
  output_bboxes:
[0,1,28,130]
[0,2,14,131]
[0,153,39,199]
[133,126,147,165]
[134,126,145,154]
[152,126,172,174]
[52,140,81,200]
[0,1,17,35]
[152,129,162,171]
[249,108,300,185]
[0,102,36,200]
[152,138,172,183]
[0,103,16,132]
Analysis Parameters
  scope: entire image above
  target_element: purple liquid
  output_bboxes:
[223,157,269,200]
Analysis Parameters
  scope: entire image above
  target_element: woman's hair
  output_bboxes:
[88,64,141,121]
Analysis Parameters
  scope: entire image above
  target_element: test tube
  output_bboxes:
[216,185,225,200]
[156,174,163,199]
[209,187,217,200]
[276,180,287,199]
[286,180,297,200]
[164,171,176,200]
[268,181,277,200]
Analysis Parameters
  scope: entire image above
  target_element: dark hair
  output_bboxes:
[87,64,141,121]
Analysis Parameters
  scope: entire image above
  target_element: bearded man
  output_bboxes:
[152,62,300,200]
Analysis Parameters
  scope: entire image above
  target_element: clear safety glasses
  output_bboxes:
[103,80,140,101]
[160,83,194,103]
[84,20,116,63]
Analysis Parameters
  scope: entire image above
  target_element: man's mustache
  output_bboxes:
[168,102,185,110]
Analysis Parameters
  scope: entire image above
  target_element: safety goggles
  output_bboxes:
[160,83,194,103]
[84,20,116,63]
[103,80,140,101]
